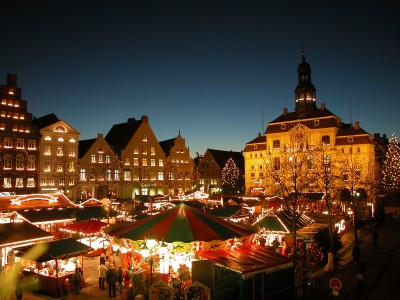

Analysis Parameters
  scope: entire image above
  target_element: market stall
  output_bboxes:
[14,238,93,297]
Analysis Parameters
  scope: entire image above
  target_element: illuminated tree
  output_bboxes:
[264,125,320,256]
[381,133,400,196]
[221,157,240,195]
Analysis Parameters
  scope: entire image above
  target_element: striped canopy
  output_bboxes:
[108,203,255,243]
[60,219,109,235]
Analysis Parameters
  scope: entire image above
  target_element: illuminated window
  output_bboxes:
[45,146,51,155]
[4,154,12,169]
[142,135,147,142]
[48,177,54,186]
[28,140,36,150]
[106,170,111,181]
[80,169,86,180]
[68,178,74,186]
[151,147,155,155]
[159,159,163,167]
[133,158,139,166]
[150,173,156,181]
[69,148,75,157]
[58,137,64,142]
[142,158,147,166]
[55,125,66,133]
[69,138,75,143]
[40,178,46,186]
[98,154,103,163]
[57,146,63,156]
[158,172,163,180]
[91,154,96,163]
[16,154,24,170]
[124,170,131,181]
[27,178,35,187]
[322,135,330,146]
[314,120,320,126]
[4,138,12,148]
[15,178,24,188]
[14,100,20,108]
[8,89,14,95]
[28,155,35,170]
[4,178,12,188]
[105,155,110,164]
[114,170,120,180]
[44,160,50,172]
[57,162,63,172]
[58,179,64,186]
[17,139,24,149]
[151,159,155,166]
[69,161,74,172]
[132,173,139,181]
[45,136,51,141]
[134,146,139,154]
[0,123,5,130]
[142,146,147,155]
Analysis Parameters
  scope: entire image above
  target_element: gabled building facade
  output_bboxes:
[105,115,166,199]
[198,149,244,196]
[33,114,80,201]
[244,52,376,199]
[0,74,40,195]
[159,130,194,196]
[78,133,122,200]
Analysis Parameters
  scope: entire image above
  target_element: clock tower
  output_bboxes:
[295,49,317,118]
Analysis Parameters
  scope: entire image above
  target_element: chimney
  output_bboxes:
[98,133,103,139]
[7,73,17,86]
[321,103,326,110]
[127,118,136,124]
[283,108,288,115]
[355,121,360,130]
[141,115,149,123]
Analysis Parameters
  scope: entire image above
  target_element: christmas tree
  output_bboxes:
[221,157,239,195]
[381,133,400,195]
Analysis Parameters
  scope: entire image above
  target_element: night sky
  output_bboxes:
[1,1,399,156]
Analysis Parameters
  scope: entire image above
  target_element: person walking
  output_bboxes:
[99,262,108,289]
[106,264,118,298]
[15,271,25,300]
[73,264,83,295]
[117,266,124,292]
[324,249,335,272]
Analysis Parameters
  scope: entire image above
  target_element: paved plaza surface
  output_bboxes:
[5,217,400,300]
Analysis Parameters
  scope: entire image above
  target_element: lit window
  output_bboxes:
[105,155,110,164]
[134,146,139,154]
[158,172,163,180]
[45,146,51,155]
[68,178,74,186]
[48,177,54,186]
[28,155,35,170]
[91,154,96,163]
[133,158,139,166]
[151,147,155,155]
[114,170,120,180]
[142,158,147,166]
[4,178,12,188]
[40,178,46,186]
[124,170,131,181]
[69,161,74,172]
[98,154,103,163]
[54,125,67,133]
[142,135,147,142]
[151,159,155,166]
[57,146,63,156]
[45,136,51,141]
[69,138,75,143]
[4,138,12,148]
[159,159,163,167]
[4,154,12,169]
[69,148,75,157]
[57,162,63,172]
[17,139,24,149]
[8,89,14,95]
[58,137,64,142]
[28,140,36,150]
[273,140,280,149]
[44,161,50,172]
[27,178,35,187]
[16,154,24,170]
[142,146,147,155]
[322,135,330,146]
[15,178,24,188]
[80,169,86,181]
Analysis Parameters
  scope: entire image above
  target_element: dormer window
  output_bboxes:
[142,135,148,142]
[314,120,319,126]
[322,135,330,146]
[281,124,286,129]
[254,145,258,150]
[348,137,353,143]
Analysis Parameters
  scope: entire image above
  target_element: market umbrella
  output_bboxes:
[108,203,255,243]
[60,219,110,235]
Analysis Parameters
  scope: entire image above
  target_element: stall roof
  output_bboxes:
[60,219,110,235]
[66,206,118,221]
[16,208,75,223]
[197,243,293,279]
[15,238,93,262]
[0,221,53,247]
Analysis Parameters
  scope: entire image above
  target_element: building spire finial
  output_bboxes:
[301,44,307,61]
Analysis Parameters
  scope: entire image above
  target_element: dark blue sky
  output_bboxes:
[1,1,399,156]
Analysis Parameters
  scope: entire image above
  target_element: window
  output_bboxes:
[273,140,280,149]
[27,178,35,187]
[48,177,54,186]
[16,154,24,170]
[142,146,147,155]
[251,173,255,180]
[69,148,75,157]
[142,135,147,142]
[17,139,24,149]
[343,173,348,181]
[159,159,164,167]
[98,154,103,163]
[54,125,66,132]
[28,155,35,170]
[69,138,76,143]
[45,136,51,141]
[4,138,12,148]
[348,137,353,143]
[69,161,75,172]
[57,146,63,156]
[142,158,147,166]
[124,170,131,181]
[106,170,111,181]
[133,158,139,166]
[68,178,74,186]
[58,137,64,142]
[314,120,320,126]
[151,147,155,155]
[254,144,258,150]
[80,169,86,180]
[322,135,330,146]
[151,159,155,166]
[4,178,12,188]
[91,154,96,163]
[57,162,63,172]
[158,172,163,180]
[132,173,139,181]
[15,178,23,188]
[44,160,50,171]
[134,146,139,154]
[114,170,120,180]
[4,154,12,169]
[105,155,110,164]
[44,146,51,155]
[40,177,46,186]
[281,124,286,129]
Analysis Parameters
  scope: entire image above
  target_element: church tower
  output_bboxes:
[295,49,317,118]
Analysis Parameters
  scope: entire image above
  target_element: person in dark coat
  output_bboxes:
[73,264,83,295]
[106,264,118,298]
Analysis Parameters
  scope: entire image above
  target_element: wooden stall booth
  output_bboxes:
[15,238,93,297]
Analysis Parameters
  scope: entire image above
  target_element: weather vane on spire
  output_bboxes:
[301,44,307,61]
